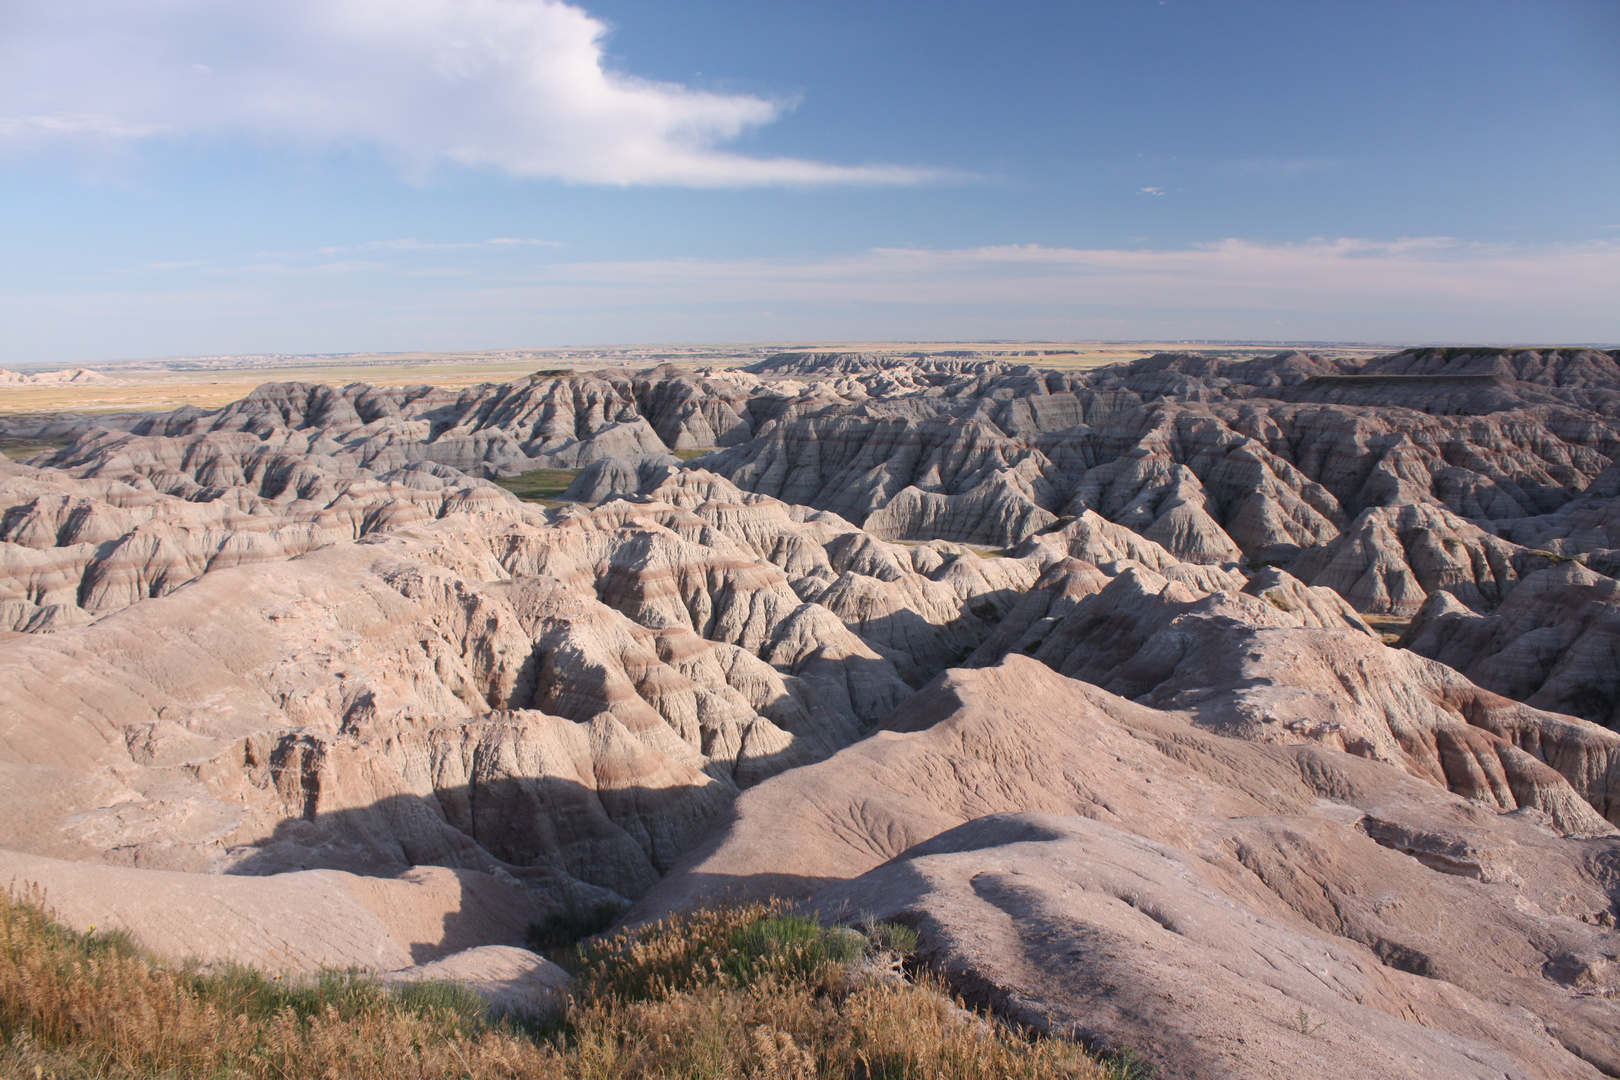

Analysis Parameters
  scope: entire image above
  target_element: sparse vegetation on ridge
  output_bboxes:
[1,891,1120,1079]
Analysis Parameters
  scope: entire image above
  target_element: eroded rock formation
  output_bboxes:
[5,345,1620,1080]
[634,657,1620,1080]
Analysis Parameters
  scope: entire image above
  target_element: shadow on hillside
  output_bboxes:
[223,738,834,961]
[837,586,1025,687]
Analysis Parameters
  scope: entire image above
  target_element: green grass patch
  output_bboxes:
[673,446,717,460]
[0,436,72,461]
[495,468,581,502]
[721,914,866,985]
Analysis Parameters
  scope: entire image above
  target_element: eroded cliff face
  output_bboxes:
[4,347,1620,1080]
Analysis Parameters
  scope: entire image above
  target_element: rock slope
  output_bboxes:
[5,346,1620,1080]
[636,657,1620,1080]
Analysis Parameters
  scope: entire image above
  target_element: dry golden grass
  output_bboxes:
[0,362,548,417]
[0,889,1122,1080]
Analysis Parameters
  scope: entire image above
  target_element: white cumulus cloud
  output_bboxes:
[0,0,930,186]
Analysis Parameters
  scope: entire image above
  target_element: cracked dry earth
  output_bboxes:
[2,347,1619,1079]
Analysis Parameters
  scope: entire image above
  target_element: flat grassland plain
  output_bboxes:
[0,341,1397,427]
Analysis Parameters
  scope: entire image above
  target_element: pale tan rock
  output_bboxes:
[959,563,1617,830]
[633,657,1619,1080]
[1404,561,1620,726]
[0,512,901,887]
[0,848,550,973]
[1013,509,1184,569]
[386,946,570,1016]
[0,368,115,387]
[817,813,1609,1080]
[1288,502,1525,615]
[1241,565,1375,633]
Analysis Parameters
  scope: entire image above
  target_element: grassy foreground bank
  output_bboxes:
[1,889,1130,1080]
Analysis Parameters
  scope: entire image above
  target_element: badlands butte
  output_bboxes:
[2,346,1620,1078]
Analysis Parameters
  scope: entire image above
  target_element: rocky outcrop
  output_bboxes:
[1286,502,1527,615]
[0,458,1053,893]
[20,350,1617,625]
[0,368,115,387]
[0,530,734,891]
[961,561,1619,831]
[0,847,557,973]
[562,453,680,502]
[1240,564,1375,630]
[635,657,1620,1080]
[1403,561,1620,727]
[20,366,773,483]
[822,812,1615,1080]
[0,456,526,630]
[686,352,1619,614]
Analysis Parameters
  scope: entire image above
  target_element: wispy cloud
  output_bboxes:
[314,238,566,256]
[485,237,565,247]
[0,0,935,187]
[0,113,172,139]
[28,237,1609,355]
[492,238,1620,322]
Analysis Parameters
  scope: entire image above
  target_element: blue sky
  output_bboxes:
[1,0,1617,365]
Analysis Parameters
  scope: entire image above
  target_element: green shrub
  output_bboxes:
[494,467,581,502]
[187,963,387,1023]
[722,913,865,985]
[390,978,489,1026]
[867,921,921,955]
[1101,1046,1160,1079]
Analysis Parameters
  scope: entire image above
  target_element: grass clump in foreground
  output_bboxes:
[0,889,1126,1079]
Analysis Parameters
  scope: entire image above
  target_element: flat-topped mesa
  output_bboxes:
[1366,345,1620,386]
